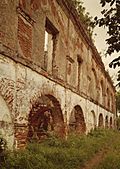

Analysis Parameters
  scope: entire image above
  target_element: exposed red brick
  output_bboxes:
[19,0,26,9]
[0,78,14,113]
[28,94,65,141]
[14,124,28,149]
[0,31,5,40]
[18,16,32,59]
[30,0,41,11]
[42,0,47,6]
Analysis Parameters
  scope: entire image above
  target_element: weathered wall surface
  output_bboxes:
[0,95,14,149]
[0,54,115,148]
[0,0,116,149]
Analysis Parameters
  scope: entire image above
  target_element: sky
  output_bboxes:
[82,0,119,84]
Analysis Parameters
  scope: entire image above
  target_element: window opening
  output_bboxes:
[66,55,74,84]
[43,18,58,73]
[77,55,83,91]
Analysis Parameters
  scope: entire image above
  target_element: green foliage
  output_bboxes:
[95,0,120,55]
[1,129,119,169]
[95,152,120,169]
[72,0,95,37]
[94,129,120,169]
[95,0,120,86]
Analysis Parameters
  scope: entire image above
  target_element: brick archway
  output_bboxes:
[98,113,104,128]
[69,105,86,134]
[28,94,65,141]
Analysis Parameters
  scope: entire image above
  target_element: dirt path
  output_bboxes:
[81,148,108,169]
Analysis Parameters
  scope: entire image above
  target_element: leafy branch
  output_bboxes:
[95,0,120,86]
[72,0,95,37]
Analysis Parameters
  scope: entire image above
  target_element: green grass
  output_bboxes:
[94,130,120,169]
[1,129,120,169]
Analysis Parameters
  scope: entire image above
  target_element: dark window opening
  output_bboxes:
[77,55,83,91]
[98,113,104,128]
[43,18,58,73]
[66,55,74,84]
[105,116,108,128]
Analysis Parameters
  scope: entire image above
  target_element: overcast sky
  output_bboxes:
[82,0,118,84]
[83,0,107,52]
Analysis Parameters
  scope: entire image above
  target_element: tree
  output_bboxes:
[72,0,95,36]
[95,0,120,86]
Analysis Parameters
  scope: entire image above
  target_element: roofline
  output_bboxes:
[56,0,115,91]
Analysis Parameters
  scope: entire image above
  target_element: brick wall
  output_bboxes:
[18,16,32,59]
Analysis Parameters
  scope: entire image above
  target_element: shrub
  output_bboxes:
[0,134,7,165]
[0,135,7,152]
[94,152,120,169]
[94,130,120,169]
[1,129,119,169]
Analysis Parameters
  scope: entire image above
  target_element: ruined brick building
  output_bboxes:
[0,0,116,149]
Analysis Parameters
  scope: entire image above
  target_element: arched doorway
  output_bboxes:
[110,117,113,128]
[105,116,108,128]
[91,110,96,130]
[69,105,86,134]
[98,113,104,128]
[0,95,14,149]
[28,95,65,141]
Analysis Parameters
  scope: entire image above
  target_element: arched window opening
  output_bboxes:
[98,113,104,128]
[69,105,86,134]
[91,110,96,130]
[105,116,108,128]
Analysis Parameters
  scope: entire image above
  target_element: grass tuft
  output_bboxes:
[1,129,120,169]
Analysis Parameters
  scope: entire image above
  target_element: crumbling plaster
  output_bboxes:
[0,54,115,148]
[0,0,116,148]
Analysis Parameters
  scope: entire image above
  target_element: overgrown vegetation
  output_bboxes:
[94,129,120,169]
[1,129,120,169]
[0,133,7,164]
[72,0,95,37]
[0,135,7,152]
[95,0,120,87]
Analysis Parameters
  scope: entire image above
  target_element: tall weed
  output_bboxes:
[1,129,119,169]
